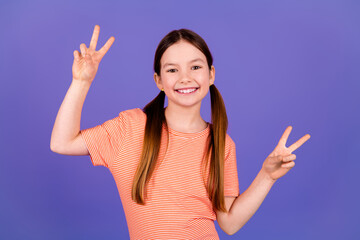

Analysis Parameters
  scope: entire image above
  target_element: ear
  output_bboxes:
[209,65,215,85]
[154,73,163,91]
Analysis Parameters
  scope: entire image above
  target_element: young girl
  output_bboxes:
[51,25,311,239]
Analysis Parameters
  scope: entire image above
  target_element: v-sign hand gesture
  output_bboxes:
[262,126,311,181]
[72,25,115,83]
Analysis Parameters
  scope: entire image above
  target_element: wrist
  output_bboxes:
[259,168,277,184]
[71,79,92,88]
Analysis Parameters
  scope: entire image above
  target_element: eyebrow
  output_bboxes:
[163,58,205,68]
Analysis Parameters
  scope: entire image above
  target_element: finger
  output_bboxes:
[278,126,292,147]
[288,134,311,153]
[80,43,87,57]
[73,50,80,61]
[98,36,115,58]
[89,25,100,51]
[275,155,284,163]
[84,52,94,65]
[283,154,296,162]
[282,161,295,168]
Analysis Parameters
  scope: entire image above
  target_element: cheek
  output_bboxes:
[162,77,176,88]
[197,73,210,84]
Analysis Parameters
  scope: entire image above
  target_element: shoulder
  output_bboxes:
[225,133,236,160]
[225,133,236,148]
[118,108,146,122]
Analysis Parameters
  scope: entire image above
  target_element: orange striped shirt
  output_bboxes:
[81,108,239,239]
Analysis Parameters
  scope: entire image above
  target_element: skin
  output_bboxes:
[223,127,311,235]
[72,25,115,83]
[50,25,115,154]
[262,125,311,180]
[153,40,215,133]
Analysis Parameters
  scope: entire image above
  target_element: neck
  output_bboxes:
[164,103,207,133]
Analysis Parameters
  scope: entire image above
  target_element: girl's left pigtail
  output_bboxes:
[208,84,229,213]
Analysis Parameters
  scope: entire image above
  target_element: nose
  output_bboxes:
[179,69,192,84]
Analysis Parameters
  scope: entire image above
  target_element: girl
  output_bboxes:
[50,25,311,239]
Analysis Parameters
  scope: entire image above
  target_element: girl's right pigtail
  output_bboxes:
[132,90,167,205]
[208,84,229,213]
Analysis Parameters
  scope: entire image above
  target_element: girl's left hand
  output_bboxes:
[262,126,311,181]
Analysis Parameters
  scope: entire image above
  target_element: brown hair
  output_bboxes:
[131,29,229,213]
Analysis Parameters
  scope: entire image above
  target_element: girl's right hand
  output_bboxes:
[72,25,115,83]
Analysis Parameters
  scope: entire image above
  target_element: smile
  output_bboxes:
[175,88,199,94]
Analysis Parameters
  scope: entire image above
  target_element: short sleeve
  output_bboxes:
[224,136,240,197]
[80,111,128,168]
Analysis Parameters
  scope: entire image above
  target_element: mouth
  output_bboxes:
[175,87,199,94]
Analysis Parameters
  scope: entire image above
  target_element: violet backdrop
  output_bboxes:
[0,0,359,239]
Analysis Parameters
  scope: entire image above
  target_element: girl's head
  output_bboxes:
[153,29,215,108]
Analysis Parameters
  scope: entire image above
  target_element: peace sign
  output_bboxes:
[262,126,311,181]
[72,25,115,83]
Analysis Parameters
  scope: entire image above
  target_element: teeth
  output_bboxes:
[177,88,197,93]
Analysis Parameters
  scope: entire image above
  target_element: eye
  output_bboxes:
[192,66,201,70]
[167,69,177,73]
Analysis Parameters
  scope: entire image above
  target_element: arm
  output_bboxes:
[226,168,275,235]
[50,80,91,154]
[226,126,311,235]
[50,25,115,154]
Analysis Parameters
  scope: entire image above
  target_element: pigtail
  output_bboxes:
[132,90,168,204]
[206,84,228,213]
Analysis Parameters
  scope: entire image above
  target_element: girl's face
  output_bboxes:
[154,40,215,110]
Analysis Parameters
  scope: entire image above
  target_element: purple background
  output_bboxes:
[1,0,359,239]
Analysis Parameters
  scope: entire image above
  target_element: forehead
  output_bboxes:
[161,40,206,65]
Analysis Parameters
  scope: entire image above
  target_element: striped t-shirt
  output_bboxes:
[81,108,239,239]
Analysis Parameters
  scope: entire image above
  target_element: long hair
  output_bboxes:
[131,29,230,213]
